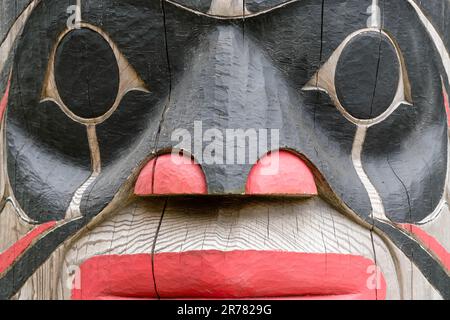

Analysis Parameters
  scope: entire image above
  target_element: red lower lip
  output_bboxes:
[72,250,386,300]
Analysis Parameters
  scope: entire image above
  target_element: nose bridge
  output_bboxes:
[209,23,247,64]
[178,23,285,127]
[200,24,251,119]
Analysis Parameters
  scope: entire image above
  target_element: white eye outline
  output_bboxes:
[303,27,412,128]
[41,22,149,126]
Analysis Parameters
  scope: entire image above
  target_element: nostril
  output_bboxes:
[246,150,318,196]
[134,153,207,196]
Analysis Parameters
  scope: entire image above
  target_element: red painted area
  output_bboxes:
[246,151,318,196]
[134,158,155,195]
[0,221,56,274]
[72,254,157,300]
[400,224,450,270]
[134,154,207,196]
[72,251,385,300]
[0,78,10,120]
[443,85,450,127]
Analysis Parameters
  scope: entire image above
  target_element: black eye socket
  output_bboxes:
[42,23,148,125]
[303,28,411,125]
[335,31,399,119]
[54,28,119,119]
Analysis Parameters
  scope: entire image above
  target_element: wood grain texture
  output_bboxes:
[0,202,33,253]
[1,0,449,300]
[5,196,443,299]
[59,197,403,299]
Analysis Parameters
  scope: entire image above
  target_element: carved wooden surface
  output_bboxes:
[0,0,449,300]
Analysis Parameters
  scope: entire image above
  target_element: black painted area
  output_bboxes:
[363,0,447,223]
[169,0,212,13]
[321,0,374,61]
[5,0,448,226]
[1,0,449,298]
[96,92,163,167]
[417,0,450,52]
[0,218,87,300]
[6,0,91,222]
[335,32,399,119]
[55,29,119,119]
[0,0,32,43]
[375,221,450,299]
[412,0,450,103]
[79,0,372,217]
[245,0,291,13]
[7,117,91,222]
[0,8,23,94]
[79,0,170,214]
[155,1,372,217]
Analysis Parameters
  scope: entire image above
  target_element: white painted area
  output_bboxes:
[65,173,99,219]
[208,0,249,17]
[352,126,388,221]
[417,203,450,252]
[367,0,381,28]
[76,0,82,23]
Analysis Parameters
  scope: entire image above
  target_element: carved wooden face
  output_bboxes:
[0,0,448,300]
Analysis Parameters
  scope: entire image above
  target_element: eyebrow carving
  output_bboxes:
[165,0,301,19]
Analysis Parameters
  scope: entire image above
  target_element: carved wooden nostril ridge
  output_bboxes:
[246,150,318,196]
[134,154,208,196]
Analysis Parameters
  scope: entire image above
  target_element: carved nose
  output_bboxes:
[134,151,317,197]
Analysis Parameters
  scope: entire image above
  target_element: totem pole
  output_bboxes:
[0,0,448,300]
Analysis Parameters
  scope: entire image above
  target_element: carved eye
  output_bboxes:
[303,28,412,126]
[42,23,148,124]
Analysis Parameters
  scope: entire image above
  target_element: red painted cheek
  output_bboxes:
[0,78,11,121]
[399,224,450,270]
[0,221,56,274]
[444,87,450,128]
[134,154,207,196]
[246,150,318,196]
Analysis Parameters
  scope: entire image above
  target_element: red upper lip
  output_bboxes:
[72,250,386,300]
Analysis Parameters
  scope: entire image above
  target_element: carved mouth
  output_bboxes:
[63,197,396,300]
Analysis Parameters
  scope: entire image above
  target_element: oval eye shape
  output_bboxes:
[54,29,119,119]
[335,31,399,119]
